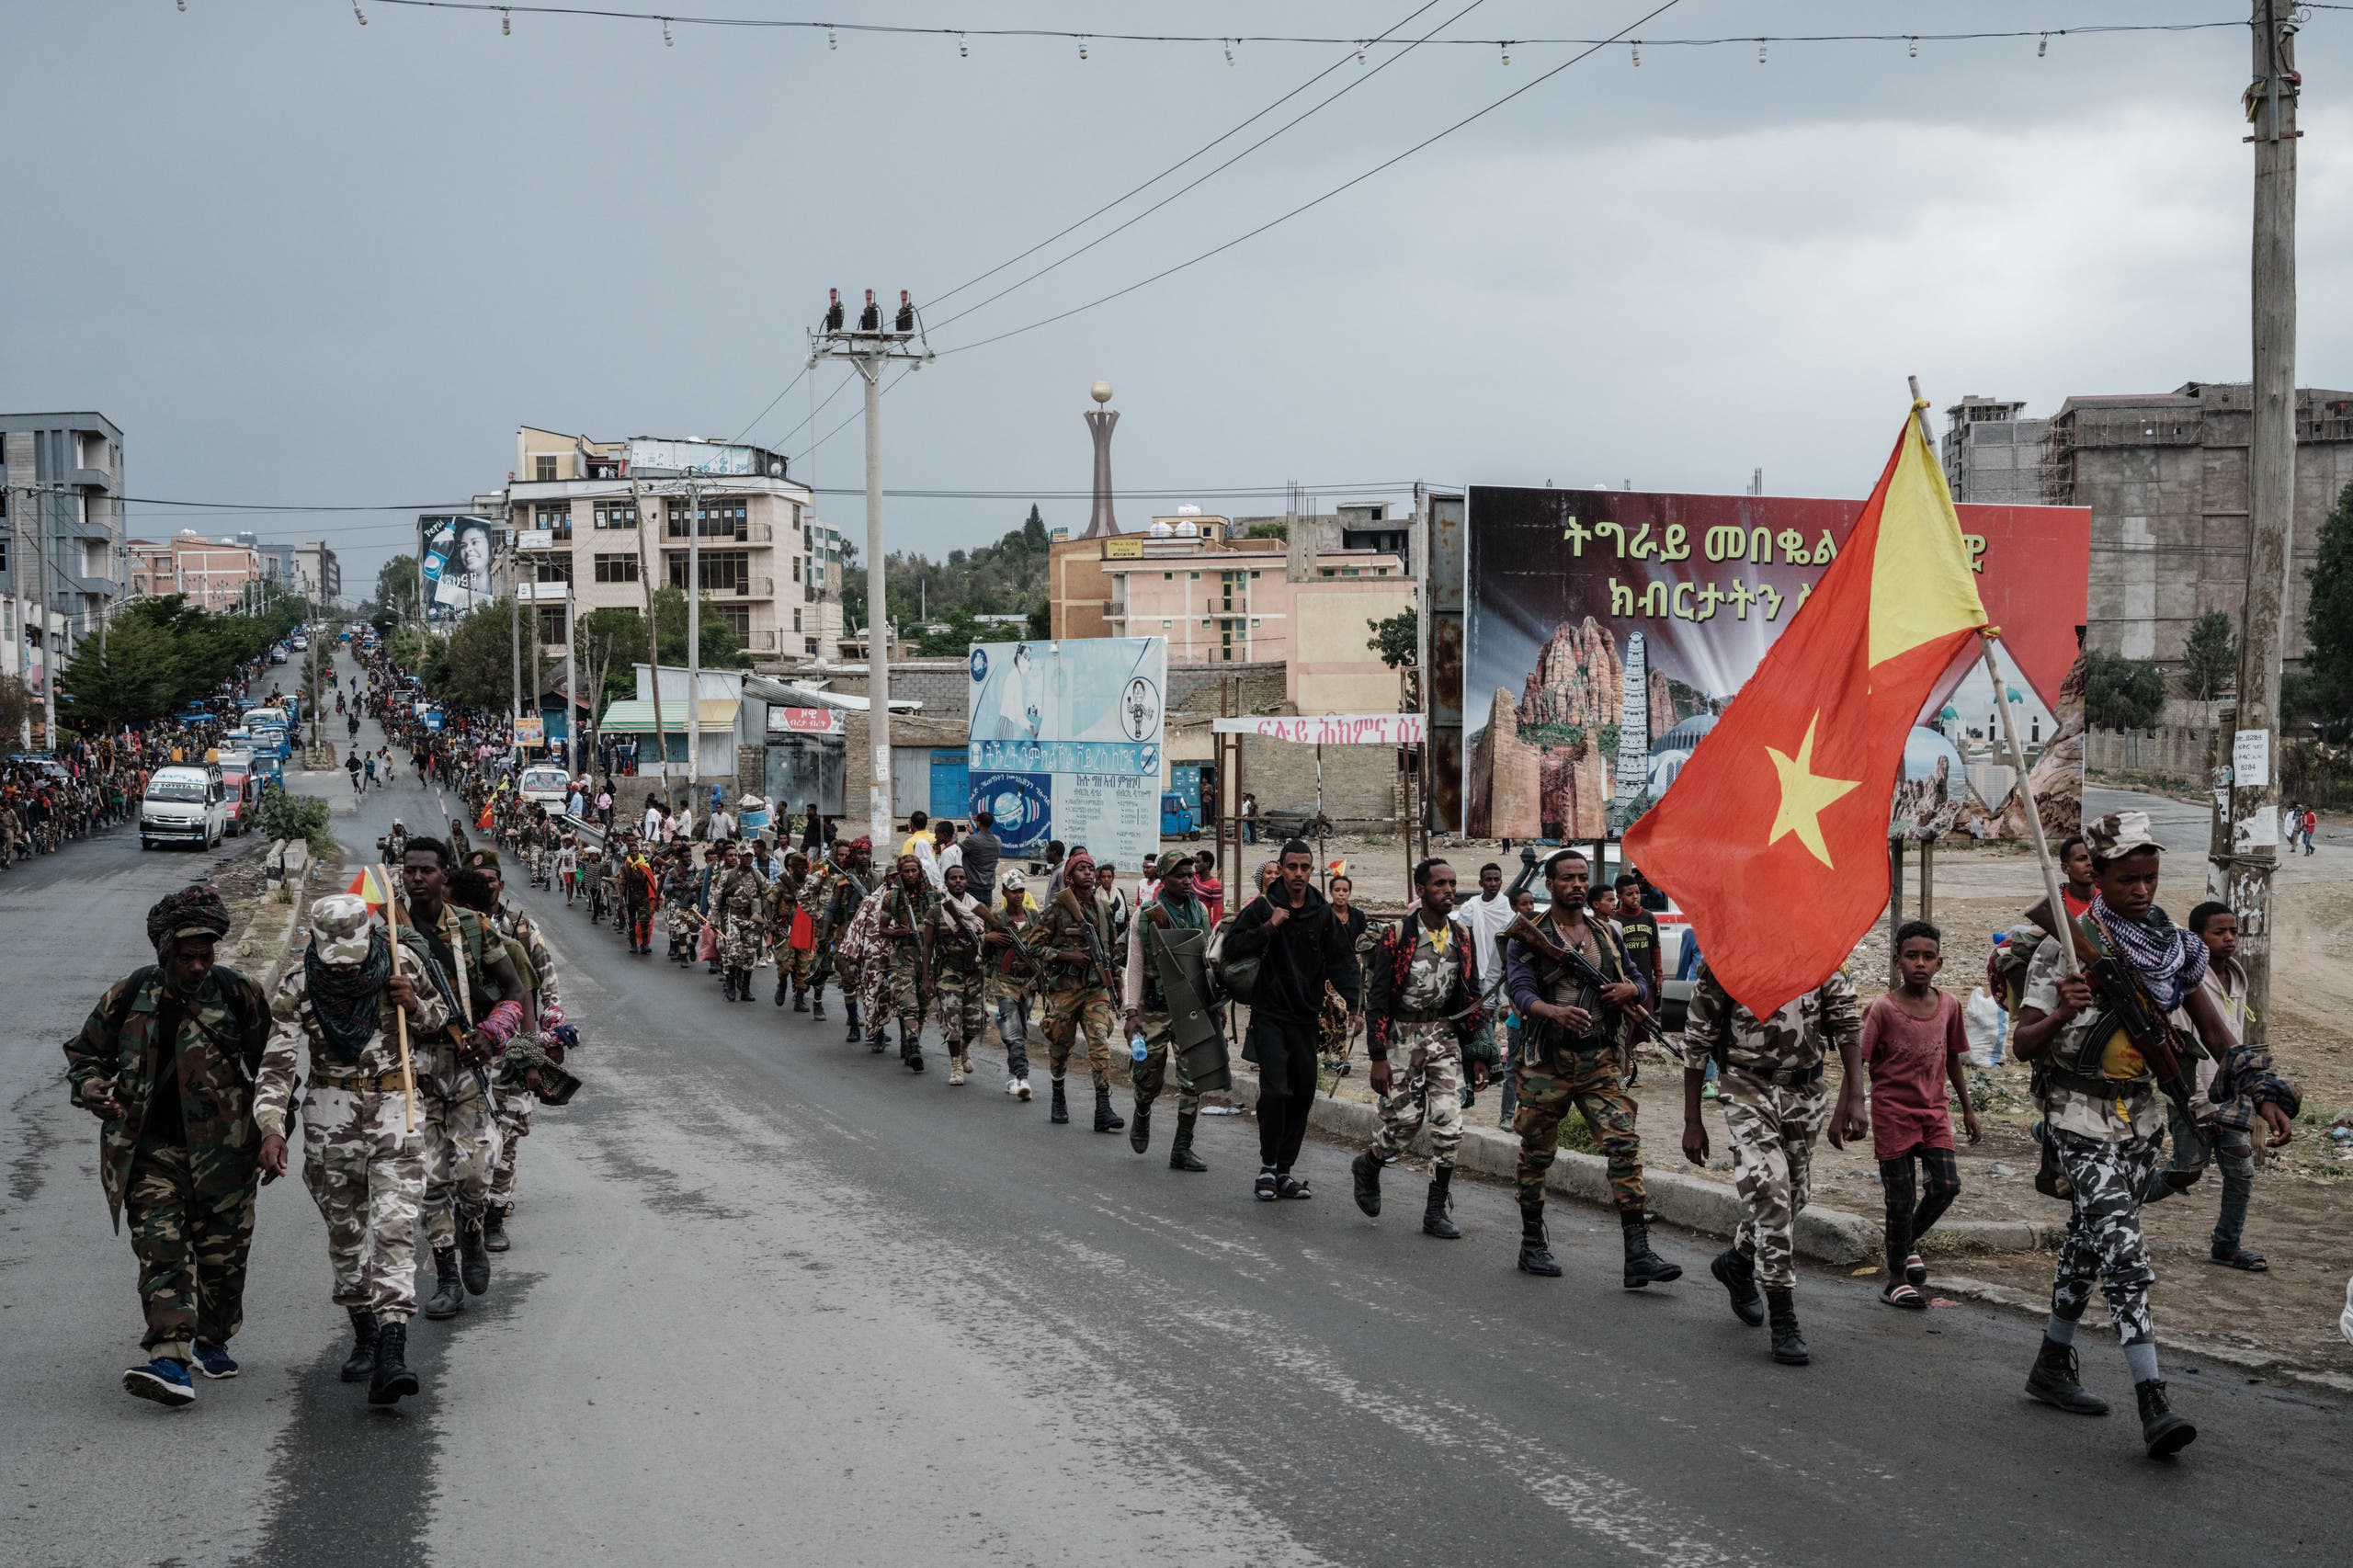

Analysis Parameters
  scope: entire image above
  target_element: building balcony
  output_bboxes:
[68,468,114,491]
[734,577,774,600]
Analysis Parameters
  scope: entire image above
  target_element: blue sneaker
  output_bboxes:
[191,1341,239,1380]
[122,1358,197,1407]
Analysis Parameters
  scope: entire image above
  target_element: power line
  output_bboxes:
[352,2,2262,53]
[725,365,807,446]
[938,0,1689,359]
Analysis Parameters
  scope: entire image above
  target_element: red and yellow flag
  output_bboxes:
[1623,403,1990,1017]
[477,801,495,832]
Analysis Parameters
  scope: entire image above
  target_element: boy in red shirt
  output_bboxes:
[1862,920,1981,1308]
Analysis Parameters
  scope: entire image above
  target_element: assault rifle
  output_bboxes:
[1503,912,1676,1062]
[1056,888,1122,996]
[2029,906,2207,1132]
[972,899,1047,981]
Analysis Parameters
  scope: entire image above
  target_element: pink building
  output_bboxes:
[128,532,263,612]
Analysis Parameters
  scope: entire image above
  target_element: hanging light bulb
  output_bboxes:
[352,1,366,24]
[2038,32,2049,59]
[958,32,968,59]
[1631,40,1640,68]
[662,17,673,47]
[1908,37,1917,60]
[1499,41,1510,66]
[502,7,511,36]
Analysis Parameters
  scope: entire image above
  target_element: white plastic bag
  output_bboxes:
[1962,987,2002,1065]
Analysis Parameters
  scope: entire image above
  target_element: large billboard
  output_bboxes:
[418,514,505,613]
[968,637,1166,871]
[1464,488,2090,845]
[624,438,790,479]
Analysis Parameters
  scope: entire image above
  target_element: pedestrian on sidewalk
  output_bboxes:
[1681,954,1864,1367]
[1859,921,1979,1310]
[62,885,272,1407]
[1222,838,1360,1200]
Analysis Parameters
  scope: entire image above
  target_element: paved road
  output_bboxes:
[6,678,2350,1568]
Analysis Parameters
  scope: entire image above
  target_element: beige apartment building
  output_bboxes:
[499,426,840,660]
[128,531,262,612]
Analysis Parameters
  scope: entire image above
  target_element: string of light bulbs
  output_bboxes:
[306,2,2268,58]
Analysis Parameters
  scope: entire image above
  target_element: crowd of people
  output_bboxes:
[51,640,2317,1460]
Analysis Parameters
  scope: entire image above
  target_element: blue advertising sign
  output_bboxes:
[969,638,1165,870]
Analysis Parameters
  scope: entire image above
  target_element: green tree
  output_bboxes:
[2084,649,2168,730]
[1023,504,1048,549]
[1027,597,1051,640]
[428,604,517,710]
[60,619,183,730]
[2179,608,2237,700]
[0,674,35,739]
[2302,479,2353,717]
[574,606,648,705]
[1366,606,1417,670]
[1244,521,1289,541]
[912,608,984,658]
[375,555,422,620]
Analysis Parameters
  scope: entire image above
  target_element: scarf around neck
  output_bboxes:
[306,928,394,1065]
[2091,892,2208,1012]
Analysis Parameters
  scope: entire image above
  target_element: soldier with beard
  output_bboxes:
[710,842,767,1003]
[922,862,989,1085]
[1121,851,1225,1173]
[460,848,563,1253]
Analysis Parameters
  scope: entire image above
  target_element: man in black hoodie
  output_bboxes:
[1223,839,1361,1201]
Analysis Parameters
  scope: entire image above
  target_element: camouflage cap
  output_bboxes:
[1155,849,1190,880]
[999,868,1028,893]
[309,892,376,965]
[2085,809,2161,861]
[465,847,503,872]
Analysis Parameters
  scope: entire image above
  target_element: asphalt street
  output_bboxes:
[5,671,2348,1568]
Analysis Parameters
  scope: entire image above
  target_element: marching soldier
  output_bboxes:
[922,861,990,1085]
[710,842,767,1003]
[620,838,660,955]
[878,853,936,1070]
[253,893,445,1405]
[816,838,873,1039]
[1349,858,1489,1237]
[63,886,272,1407]
[463,847,562,1253]
[1503,849,1681,1289]
[1034,851,1125,1132]
[767,851,812,1007]
[1681,959,1865,1367]
[985,869,1042,1100]
[1121,851,1225,1172]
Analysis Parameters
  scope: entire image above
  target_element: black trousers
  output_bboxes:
[1250,1014,1320,1171]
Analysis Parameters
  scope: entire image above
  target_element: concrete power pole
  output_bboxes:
[810,291,932,850]
[686,472,702,801]
[2211,0,2301,1039]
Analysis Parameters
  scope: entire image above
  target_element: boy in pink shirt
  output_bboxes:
[1861,920,1981,1308]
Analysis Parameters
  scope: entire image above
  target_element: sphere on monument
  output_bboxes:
[1090,380,1114,404]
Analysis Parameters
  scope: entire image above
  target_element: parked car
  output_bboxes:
[141,765,226,851]
[221,769,259,835]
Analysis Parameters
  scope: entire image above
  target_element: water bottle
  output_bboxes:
[1130,1029,1150,1063]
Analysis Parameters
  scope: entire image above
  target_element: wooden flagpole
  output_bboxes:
[378,863,418,1131]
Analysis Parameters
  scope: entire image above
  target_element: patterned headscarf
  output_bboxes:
[146,884,231,959]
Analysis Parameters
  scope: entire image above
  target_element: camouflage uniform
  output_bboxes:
[815,863,870,1021]
[835,886,892,1041]
[411,902,510,1253]
[877,880,936,1035]
[1034,892,1119,1091]
[253,912,449,1324]
[1368,916,1483,1167]
[664,863,701,962]
[764,869,813,1003]
[1506,922,1648,1214]
[1684,966,1861,1291]
[923,893,990,1074]
[63,962,272,1363]
[711,866,767,974]
[486,902,559,1215]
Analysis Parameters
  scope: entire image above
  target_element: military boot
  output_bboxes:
[1517,1200,1563,1277]
[720,970,738,1002]
[843,1001,860,1041]
[340,1308,380,1383]
[2135,1379,2196,1457]
[1765,1288,1810,1366]
[1350,1148,1385,1217]
[1093,1085,1125,1132]
[812,994,826,1021]
[458,1213,492,1296]
[423,1247,465,1319]
[792,989,809,1013]
[481,1203,510,1254]
[2025,1335,2109,1415]
[1710,1247,1767,1327]
[368,1322,420,1406]
[1168,1112,1207,1172]
[1620,1215,1683,1289]
[902,1022,926,1072]
[775,971,790,1006]
[1050,1077,1070,1125]
[1129,1101,1152,1154]
[1422,1165,1461,1240]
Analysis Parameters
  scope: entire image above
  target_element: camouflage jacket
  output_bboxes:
[1365,915,1487,1062]
[496,902,560,1010]
[878,881,935,953]
[816,864,868,939]
[253,944,452,1139]
[922,897,988,982]
[1686,965,1861,1077]
[712,868,766,922]
[63,964,273,1229]
[1035,890,1118,994]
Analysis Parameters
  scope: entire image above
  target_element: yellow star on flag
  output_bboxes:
[1766,714,1860,868]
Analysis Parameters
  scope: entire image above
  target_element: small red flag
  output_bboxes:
[1623,404,1991,1017]
[477,802,495,832]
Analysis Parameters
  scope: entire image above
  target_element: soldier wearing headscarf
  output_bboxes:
[254,893,448,1405]
[63,885,271,1407]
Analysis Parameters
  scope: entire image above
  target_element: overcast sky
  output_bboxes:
[5,1,2346,597]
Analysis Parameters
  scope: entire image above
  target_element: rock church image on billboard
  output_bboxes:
[1462,486,2091,846]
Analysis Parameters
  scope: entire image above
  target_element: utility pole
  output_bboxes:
[563,584,579,776]
[2211,0,2301,1040]
[810,290,932,849]
[508,538,523,770]
[686,472,702,800]
[631,480,671,809]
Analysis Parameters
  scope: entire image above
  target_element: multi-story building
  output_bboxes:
[293,540,341,606]
[3,412,126,692]
[496,426,818,659]
[798,517,847,659]
[224,532,299,585]
[1941,396,2050,505]
[128,531,263,613]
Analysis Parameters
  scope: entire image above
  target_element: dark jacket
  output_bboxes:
[961,828,1003,902]
[1223,882,1360,1024]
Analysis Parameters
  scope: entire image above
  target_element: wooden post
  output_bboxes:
[1887,837,1905,983]
[1920,837,1935,922]
[379,865,416,1133]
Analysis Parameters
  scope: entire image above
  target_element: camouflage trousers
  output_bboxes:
[1375,1025,1465,1167]
[420,1058,501,1252]
[2049,1127,2163,1346]
[526,845,549,884]
[779,943,817,992]
[1720,1068,1829,1291]
[1040,983,1116,1090]
[883,947,926,1031]
[720,913,764,969]
[934,970,988,1055]
[1131,1009,1200,1119]
[1513,1047,1646,1213]
[486,1079,534,1210]
[122,1137,260,1362]
[299,1087,427,1323]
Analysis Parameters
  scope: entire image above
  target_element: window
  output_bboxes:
[531,502,574,541]
[535,557,574,584]
[792,608,802,632]
[593,553,641,584]
[537,605,568,642]
[593,500,638,530]
[791,556,801,583]
[667,498,749,540]
[669,549,749,594]
[1163,572,1173,581]
[534,456,557,483]
[712,603,751,641]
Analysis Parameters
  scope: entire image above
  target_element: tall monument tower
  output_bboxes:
[1614,628,1651,824]
[1081,380,1119,540]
